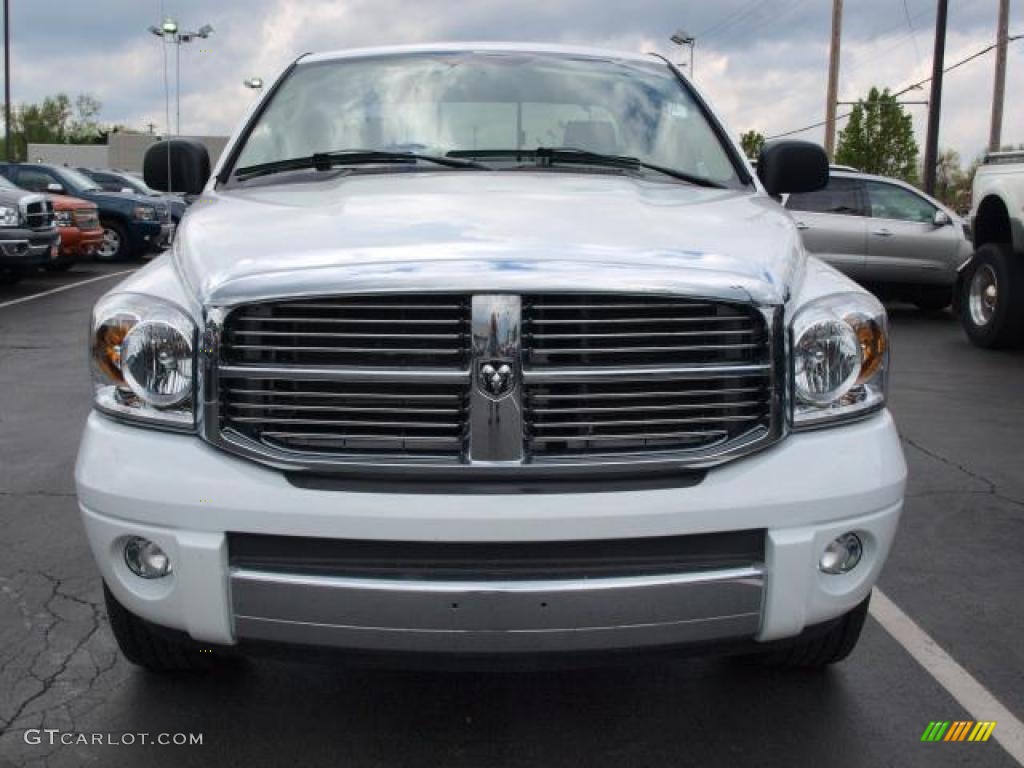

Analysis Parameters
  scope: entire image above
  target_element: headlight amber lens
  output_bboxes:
[94,313,138,384]
[851,315,887,384]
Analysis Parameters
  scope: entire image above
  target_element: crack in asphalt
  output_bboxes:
[0,569,118,743]
[901,435,1024,509]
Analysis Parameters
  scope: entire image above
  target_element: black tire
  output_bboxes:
[959,243,1024,348]
[44,257,76,272]
[749,594,870,668]
[912,285,952,312]
[0,268,26,285]
[103,582,225,673]
[95,219,131,262]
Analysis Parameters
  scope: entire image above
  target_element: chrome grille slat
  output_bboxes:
[531,430,730,444]
[227,403,462,415]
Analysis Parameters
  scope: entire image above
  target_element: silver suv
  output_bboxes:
[785,170,972,310]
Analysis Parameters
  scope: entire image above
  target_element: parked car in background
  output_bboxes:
[959,150,1024,348]
[79,168,187,225]
[785,170,972,310]
[0,175,59,284]
[0,163,172,261]
[45,190,104,271]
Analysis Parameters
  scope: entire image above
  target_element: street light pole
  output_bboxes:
[669,30,696,80]
[3,0,11,162]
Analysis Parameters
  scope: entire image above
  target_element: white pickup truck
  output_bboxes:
[76,43,906,674]
[960,150,1024,347]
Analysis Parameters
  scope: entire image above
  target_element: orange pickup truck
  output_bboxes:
[49,193,103,271]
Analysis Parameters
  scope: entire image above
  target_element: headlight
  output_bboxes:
[133,204,157,221]
[91,294,196,429]
[0,205,19,227]
[791,292,888,428]
[54,210,74,227]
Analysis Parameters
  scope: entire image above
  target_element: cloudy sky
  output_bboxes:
[8,0,1023,164]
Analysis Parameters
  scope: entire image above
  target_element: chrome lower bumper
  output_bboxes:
[231,567,765,653]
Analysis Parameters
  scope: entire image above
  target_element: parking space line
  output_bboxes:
[0,270,135,310]
[872,589,1024,764]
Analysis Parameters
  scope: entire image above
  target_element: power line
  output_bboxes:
[765,33,1023,140]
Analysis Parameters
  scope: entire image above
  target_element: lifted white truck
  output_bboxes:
[960,150,1024,347]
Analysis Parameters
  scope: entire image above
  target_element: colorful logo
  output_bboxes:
[921,721,997,742]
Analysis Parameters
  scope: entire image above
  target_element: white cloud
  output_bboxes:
[8,0,1022,166]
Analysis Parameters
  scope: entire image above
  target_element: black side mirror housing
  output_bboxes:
[143,139,210,195]
[756,140,829,196]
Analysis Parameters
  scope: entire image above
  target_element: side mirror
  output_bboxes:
[120,187,135,194]
[143,139,210,195]
[933,210,952,227]
[756,140,829,196]
[46,183,65,194]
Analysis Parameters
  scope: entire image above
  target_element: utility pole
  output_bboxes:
[988,0,1009,153]
[3,0,11,162]
[824,0,843,159]
[923,0,948,196]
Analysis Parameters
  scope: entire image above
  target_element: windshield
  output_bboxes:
[116,174,158,195]
[231,52,743,187]
[56,167,101,192]
[0,175,18,191]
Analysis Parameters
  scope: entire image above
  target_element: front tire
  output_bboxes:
[95,220,130,262]
[960,243,1024,348]
[748,594,870,668]
[104,582,226,673]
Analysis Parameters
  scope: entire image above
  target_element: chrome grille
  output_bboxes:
[211,292,778,469]
[522,294,774,458]
[220,377,468,457]
[523,294,767,367]
[222,295,471,368]
[23,200,54,229]
[218,295,472,460]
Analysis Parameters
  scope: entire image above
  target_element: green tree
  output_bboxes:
[740,130,765,159]
[0,92,109,159]
[835,87,919,182]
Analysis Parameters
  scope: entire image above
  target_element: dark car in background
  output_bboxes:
[0,175,59,284]
[0,163,172,261]
[79,167,188,226]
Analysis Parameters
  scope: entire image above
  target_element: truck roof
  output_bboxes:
[302,42,663,66]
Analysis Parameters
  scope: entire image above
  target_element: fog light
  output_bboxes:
[124,537,172,579]
[819,532,863,574]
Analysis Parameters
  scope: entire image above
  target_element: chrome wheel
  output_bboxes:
[97,227,121,260]
[968,264,998,327]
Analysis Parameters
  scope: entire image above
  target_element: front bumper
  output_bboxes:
[76,410,906,654]
[0,227,60,267]
[58,226,104,258]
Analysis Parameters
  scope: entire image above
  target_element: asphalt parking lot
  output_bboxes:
[1,263,1022,768]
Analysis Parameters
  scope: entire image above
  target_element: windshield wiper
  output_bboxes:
[448,148,726,189]
[235,150,491,180]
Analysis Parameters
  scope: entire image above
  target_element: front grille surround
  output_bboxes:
[202,293,785,475]
[22,199,54,229]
